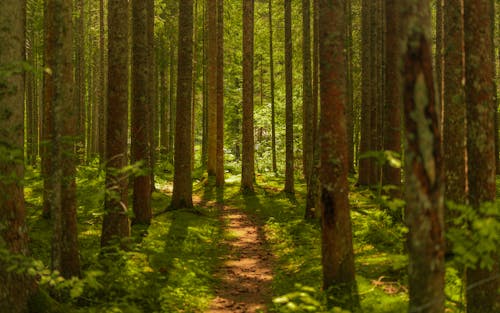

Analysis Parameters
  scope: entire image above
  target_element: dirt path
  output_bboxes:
[206,204,274,313]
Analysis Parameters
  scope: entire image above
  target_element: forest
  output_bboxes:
[0,0,499,312]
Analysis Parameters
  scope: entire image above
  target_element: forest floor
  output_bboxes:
[204,197,273,313]
[23,164,499,313]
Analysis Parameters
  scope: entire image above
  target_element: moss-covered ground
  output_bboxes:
[21,162,499,312]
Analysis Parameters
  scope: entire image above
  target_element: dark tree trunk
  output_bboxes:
[74,0,85,159]
[241,0,255,193]
[0,1,36,310]
[147,0,156,192]
[464,0,499,311]
[101,0,131,248]
[382,0,402,193]
[358,0,372,185]
[131,0,152,224]
[400,1,445,311]
[284,0,294,194]
[172,0,194,209]
[318,0,359,310]
[46,0,81,279]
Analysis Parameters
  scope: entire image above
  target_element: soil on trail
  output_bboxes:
[207,203,274,313]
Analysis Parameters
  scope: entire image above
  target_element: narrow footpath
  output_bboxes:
[207,204,274,313]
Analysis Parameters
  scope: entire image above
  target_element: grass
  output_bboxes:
[20,162,500,312]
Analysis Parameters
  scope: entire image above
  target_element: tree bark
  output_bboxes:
[319,0,359,310]
[358,0,372,185]
[464,0,499,311]
[382,0,402,193]
[302,0,313,182]
[101,0,131,248]
[0,1,36,310]
[284,0,294,194]
[241,0,255,193]
[443,0,466,250]
[215,0,225,187]
[268,0,277,173]
[400,1,445,311]
[131,0,152,224]
[172,0,194,209]
[46,0,81,279]
[207,0,218,175]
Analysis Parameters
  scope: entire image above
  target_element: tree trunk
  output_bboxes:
[464,0,499,311]
[268,0,277,173]
[207,0,217,176]
[147,0,157,192]
[241,0,255,193]
[0,1,36,310]
[305,0,320,219]
[318,1,359,310]
[101,0,131,248]
[345,0,354,173]
[215,0,225,187]
[443,0,466,250]
[358,0,372,185]
[46,0,81,279]
[172,0,194,209]
[302,0,313,182]
[382,0,402,193]
[284,0,294,194]
[98,0,106,161]
[401,1,445,311]
[74,0,85,160]
[131,0,152,224]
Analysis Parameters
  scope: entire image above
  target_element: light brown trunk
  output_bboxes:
[318,0,359,310]
[401,1,445,311]
[172,0,194,209]
[241,0,255,193]
[101,0,131,248]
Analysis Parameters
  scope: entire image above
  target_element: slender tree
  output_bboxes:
[382,0,402,192]
[0,0,36,310]
[101,0,131,248]
[302,0,313,182]
[305,0,320,219]
[284,0,294,194]
[172,0,194,209]
[207,0,217,175]
[464,0,499,311]
[268,0,277,173]
[74,0,85,157]
[319,0,359,309]
[241,0,255,193]
[443,0,466,248]
[358,0,372,185]
[400,0,445,311]
[215,0,225,187]
[131,0,152,224]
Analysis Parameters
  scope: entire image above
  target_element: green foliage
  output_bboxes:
[273,284,349,313]
[447,200,500,270]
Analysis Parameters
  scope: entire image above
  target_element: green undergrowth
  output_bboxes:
[20,164,500,312]
[24,161,227,313]
[218,173,476,313]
